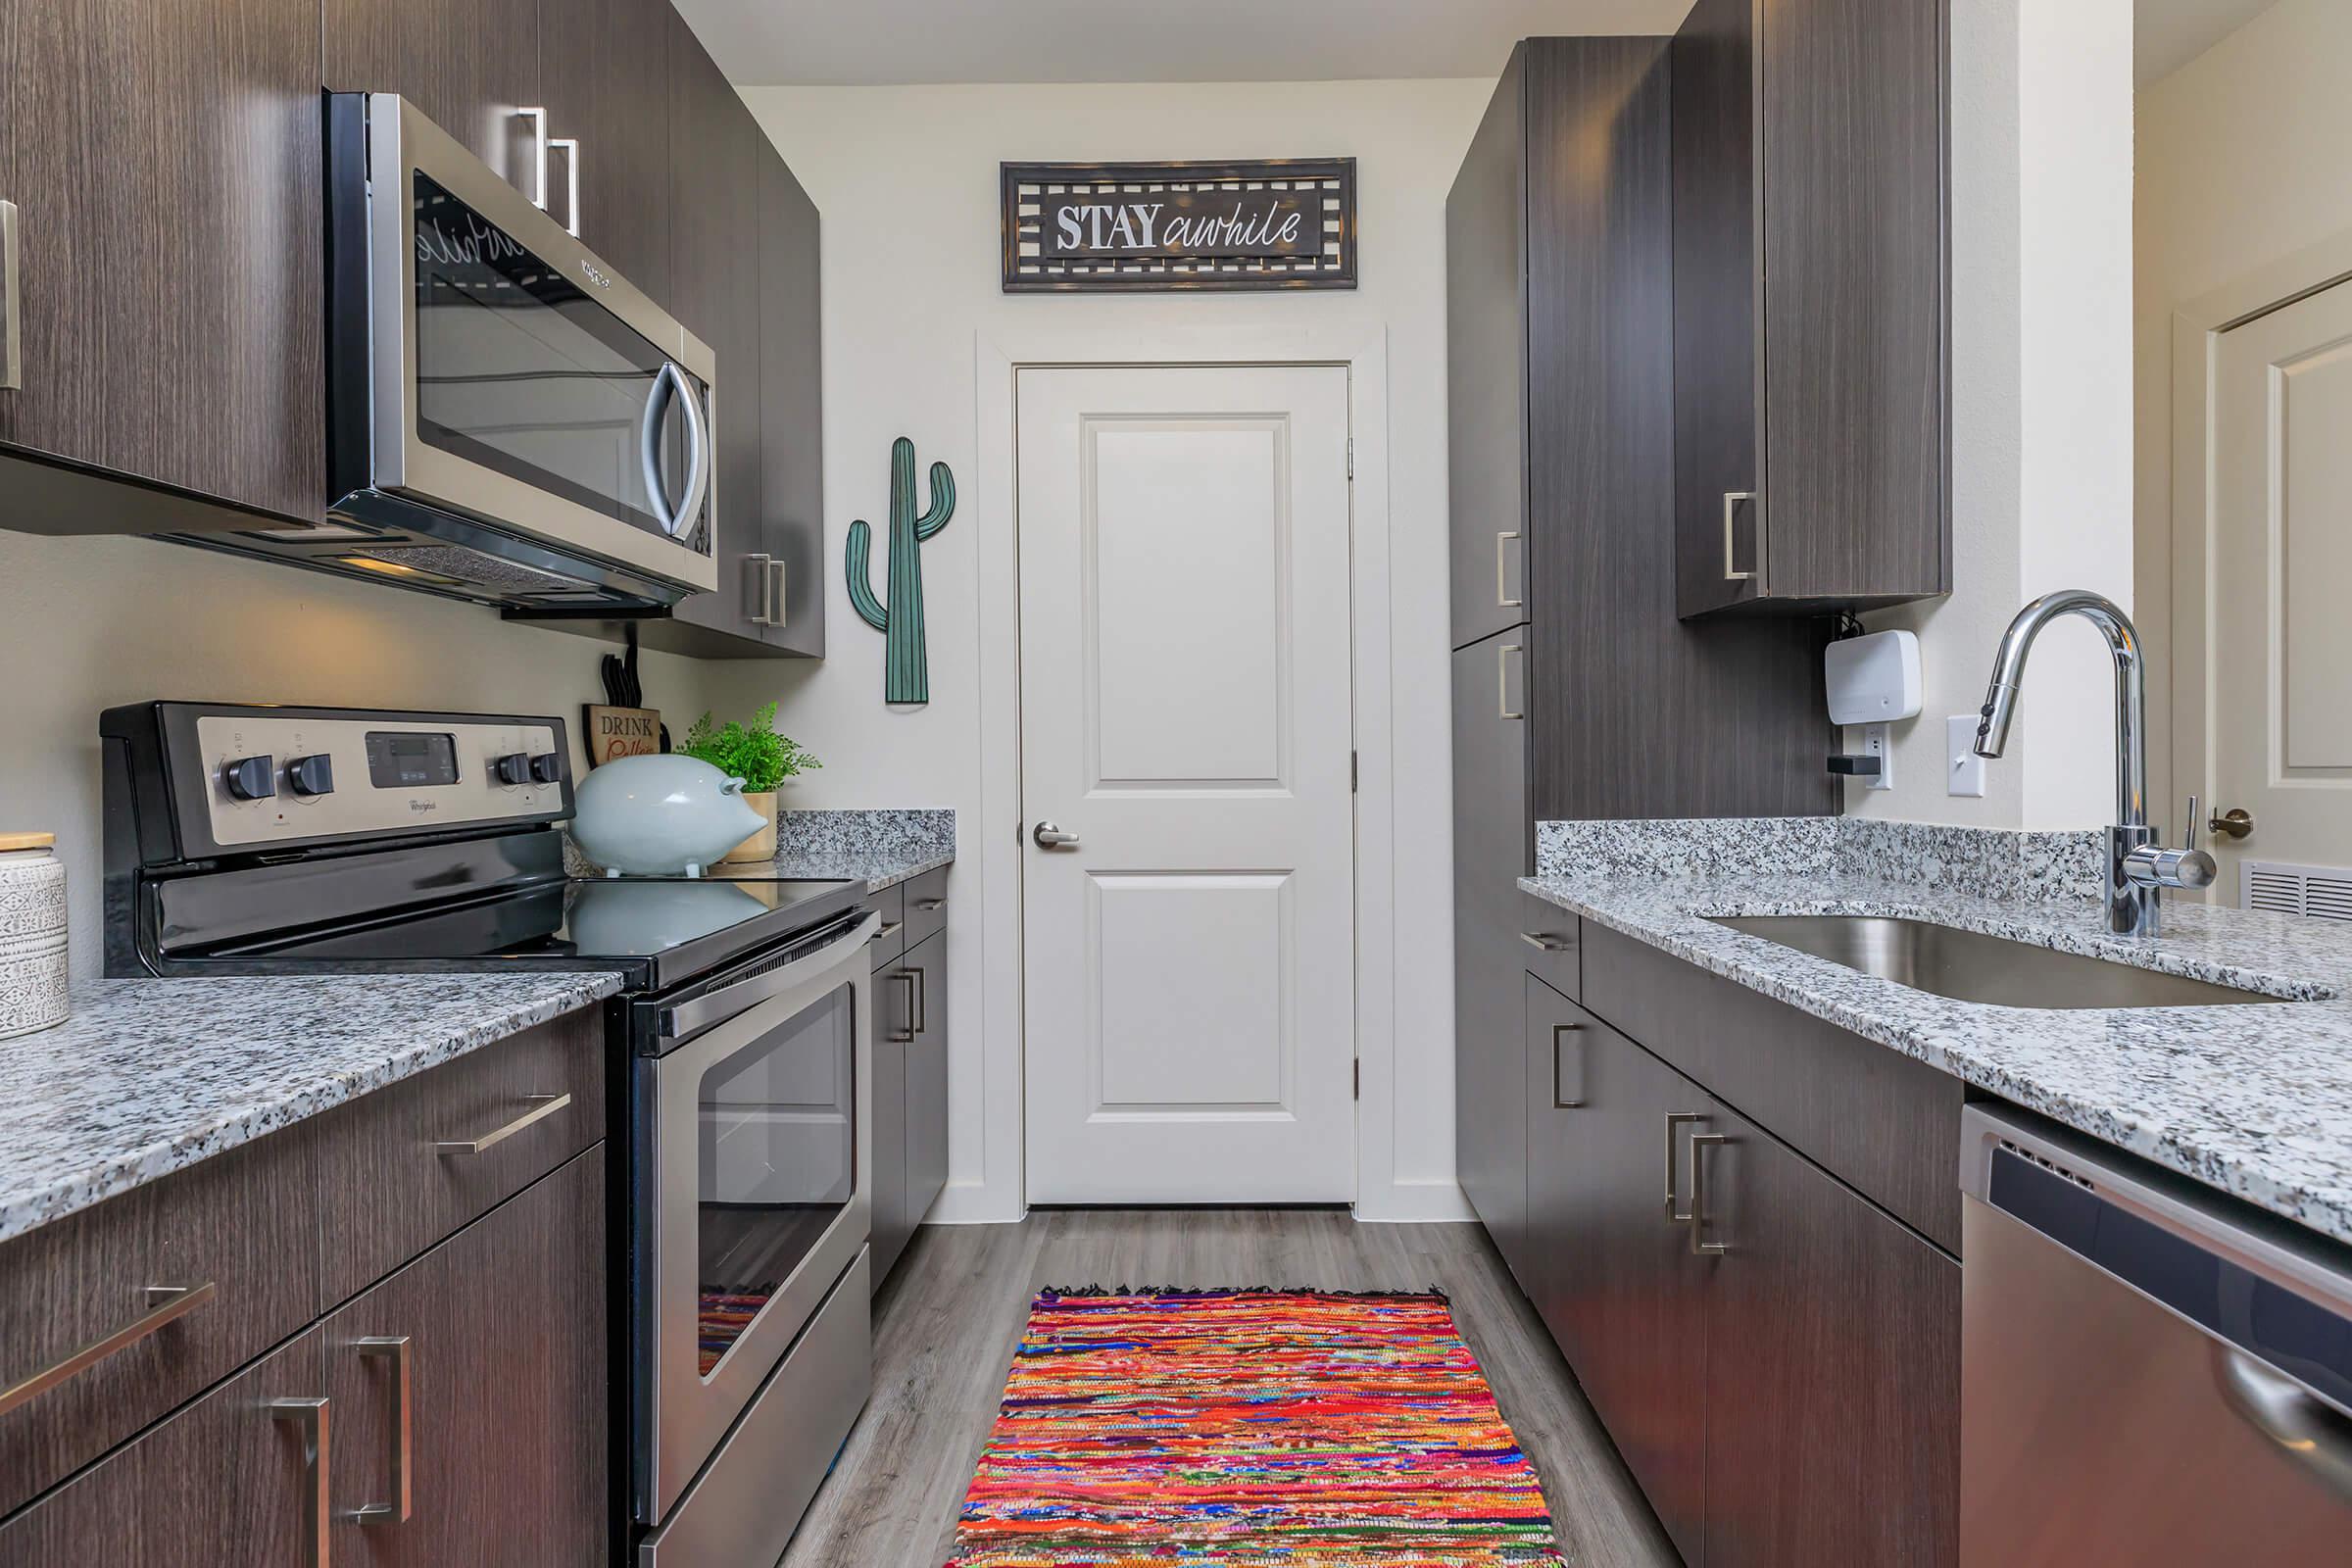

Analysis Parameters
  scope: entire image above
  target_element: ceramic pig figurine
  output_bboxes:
[568,755,765,877]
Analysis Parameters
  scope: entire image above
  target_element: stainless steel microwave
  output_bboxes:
[202,94,719,612]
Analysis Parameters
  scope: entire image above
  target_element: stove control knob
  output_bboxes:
[222,755,277,801]
[492,752,533,787]
[286,754,336,798]
[528,752,564,785]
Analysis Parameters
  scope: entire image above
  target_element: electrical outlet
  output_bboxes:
[1862,722,1891,791]
[1946,714,1986,797]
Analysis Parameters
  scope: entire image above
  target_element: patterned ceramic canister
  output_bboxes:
[0,832,70,1040]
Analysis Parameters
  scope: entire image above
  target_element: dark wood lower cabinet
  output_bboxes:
[1514,936,1961,1567]
[324,1149,607,1566]
[0,1328,328,1566]
[1453,633,1531,1262]
[905,933,950,1238]
[871,952,911,1282]
[873,931,950,1289]
[1697,1102,1959,1567]
[1526,976,1709,1564]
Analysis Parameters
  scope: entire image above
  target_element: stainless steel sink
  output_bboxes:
[1706,915,2286,1009]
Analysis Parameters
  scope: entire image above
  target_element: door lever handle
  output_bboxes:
[1032,822,1081,850]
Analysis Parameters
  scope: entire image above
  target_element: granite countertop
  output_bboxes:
[759,847,953,892]
[1522,818,2352,1244]
[0,972,620,1247]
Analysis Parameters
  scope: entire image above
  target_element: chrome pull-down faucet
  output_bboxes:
[1973,589,2214,937]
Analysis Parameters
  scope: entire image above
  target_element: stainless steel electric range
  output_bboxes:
[99,701,877,1566]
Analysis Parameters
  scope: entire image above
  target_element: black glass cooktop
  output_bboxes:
[203,875,863,992]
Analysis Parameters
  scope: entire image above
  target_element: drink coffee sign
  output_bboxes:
[1003,160,1358,292]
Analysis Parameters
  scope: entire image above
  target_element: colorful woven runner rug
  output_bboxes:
[946,1287,1568,1566]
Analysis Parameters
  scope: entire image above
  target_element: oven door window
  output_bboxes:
[694,987,854,1380]
[409,172,711,550]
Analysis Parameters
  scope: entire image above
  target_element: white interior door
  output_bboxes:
[1016,364,1355,1204]
[2209,279,2352,897]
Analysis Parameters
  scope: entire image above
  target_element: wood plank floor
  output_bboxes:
[780,1209,1679,1566]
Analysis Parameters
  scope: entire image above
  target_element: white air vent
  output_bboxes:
[2241,859,2352,922]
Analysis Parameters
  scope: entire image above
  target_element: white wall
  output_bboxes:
[2135,0,2352,821]
[1848,0,2135,830]
[0,529,719,979]
[720,77,1495,1220]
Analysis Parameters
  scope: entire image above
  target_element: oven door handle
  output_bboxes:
[658,911,878,1042]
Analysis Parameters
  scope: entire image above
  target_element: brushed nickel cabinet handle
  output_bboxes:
[914,897,947,911]
[1551,1024,1586,1108]
[1664,1113,1702,1223]
[745,553,775,624]
[906,966,926,1035]
[516,107,552,210]
[1689,1132,1728,1255]
[891,972,918,1043]
[548,136,581,237]
[870,919,903,943]
[353,1337,413,1524]
[266,1396,332,1568]
[433,1093,570,1155]
[0,1281,218,1417]
[1519,931,1572,953]
[768,558,788,627]
[1496,530,1522,608]
[1723,491,1760,582]
[1,200,20,391]
[1498,644,1524,721]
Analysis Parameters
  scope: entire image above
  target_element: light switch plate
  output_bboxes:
[1946,715,1986,797]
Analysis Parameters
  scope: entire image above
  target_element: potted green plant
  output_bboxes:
[677,702,821,863]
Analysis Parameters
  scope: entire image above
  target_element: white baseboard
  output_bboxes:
[1354,1179,1478,1224]
[920,1178,1027,1227]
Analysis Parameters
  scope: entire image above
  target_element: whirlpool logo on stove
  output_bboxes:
[409,800,439,814]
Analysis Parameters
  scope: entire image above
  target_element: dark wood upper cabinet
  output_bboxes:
[539,0,674,299]
[324,0,541,195]
[0,0,324,526]
[1698,1099,1960,1567]
[1448,38,1833,822]
[1446,46,1529,652]
[1673,0,1949,618]
[643,15,778,658]
[758,136,827,657]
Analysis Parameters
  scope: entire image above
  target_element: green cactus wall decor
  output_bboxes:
[846,437,956,705]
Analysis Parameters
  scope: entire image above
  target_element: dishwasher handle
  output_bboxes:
[2215,1344,2352,1503]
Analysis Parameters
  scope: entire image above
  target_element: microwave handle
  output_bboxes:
[674,366,711,538]
[638,362,710,540]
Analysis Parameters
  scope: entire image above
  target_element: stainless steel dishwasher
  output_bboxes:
[1960,1104,2352,1563]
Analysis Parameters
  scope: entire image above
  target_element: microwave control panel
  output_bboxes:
[193,713,565,847]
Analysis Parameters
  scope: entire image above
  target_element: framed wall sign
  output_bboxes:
[1001,159,1358,293]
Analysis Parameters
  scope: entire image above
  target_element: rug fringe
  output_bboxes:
[1035,1284,1450,1303]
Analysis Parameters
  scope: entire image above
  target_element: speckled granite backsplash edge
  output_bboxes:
[1537,817,2105,904]
[774,808,956,861]
[567,807,956,876]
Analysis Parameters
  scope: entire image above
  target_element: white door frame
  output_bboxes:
[2164,223,2352,869]
[935,322,1400,1224]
